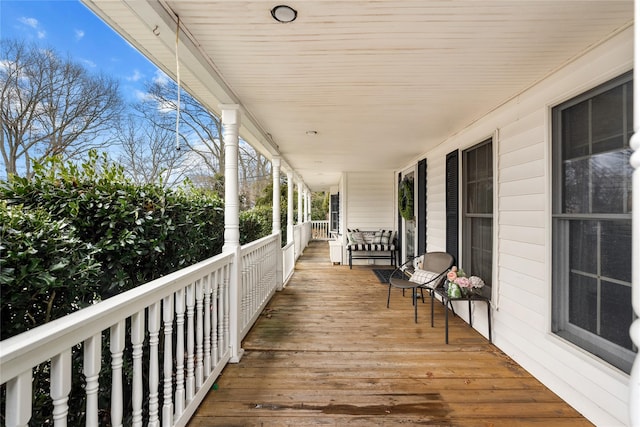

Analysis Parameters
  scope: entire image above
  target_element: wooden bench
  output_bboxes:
[346,229,397,269]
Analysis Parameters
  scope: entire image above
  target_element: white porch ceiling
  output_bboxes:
[83,0,632,191]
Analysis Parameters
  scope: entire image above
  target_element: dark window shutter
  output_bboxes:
[417,158,427,254]
[445,150,459,263]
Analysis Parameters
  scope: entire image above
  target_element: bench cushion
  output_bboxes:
[348,243,396,251]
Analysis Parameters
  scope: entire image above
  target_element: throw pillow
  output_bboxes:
[409,269,440,288]
[348,231,365,245]
[373,230,383,244]
[380,230,392,245]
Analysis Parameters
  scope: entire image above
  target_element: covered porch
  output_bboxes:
[1,0,639,425]
[189,241,590,426]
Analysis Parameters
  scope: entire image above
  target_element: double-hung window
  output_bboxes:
[446,142,494,288]
[462,140,493,288]
[551,72,634,373]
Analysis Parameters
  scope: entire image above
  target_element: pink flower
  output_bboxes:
[454,276,471,288]
[446,270,458,281]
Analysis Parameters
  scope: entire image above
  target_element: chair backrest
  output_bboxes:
[422,251,455,287]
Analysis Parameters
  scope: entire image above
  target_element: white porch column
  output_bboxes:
[220,104,243,363]
[287,171,294,244]
[297,182,303,224]
[302,188,308,223]
[272,157,283,290]
[629,1,640,422]
[307,190,312,222]
[272,157,281,235]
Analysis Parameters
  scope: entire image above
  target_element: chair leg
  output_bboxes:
[387,284,391,308]
[430,290,434,327]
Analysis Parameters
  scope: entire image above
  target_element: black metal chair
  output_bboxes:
[386,252,455,323]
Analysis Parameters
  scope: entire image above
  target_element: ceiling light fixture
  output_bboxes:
[271,5,297,23]
[306,130,318,135]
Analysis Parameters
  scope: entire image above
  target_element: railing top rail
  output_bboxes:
[240,232,279,255]
[0,250,235,383]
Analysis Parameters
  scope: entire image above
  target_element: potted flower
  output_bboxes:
[446,266,485,298]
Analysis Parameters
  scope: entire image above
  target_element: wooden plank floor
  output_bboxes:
[189,241,592,426]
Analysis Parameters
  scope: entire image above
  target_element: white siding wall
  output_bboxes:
[416,27,633,426]
[344,171,396,265]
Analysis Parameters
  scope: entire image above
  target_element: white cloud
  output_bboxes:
[126,69,143,82]
[75,29,85,41]
[18,17,38,29]
[153,70,170,86]
[134,89,150,101]
[80,58,96,68]
[18,17,46,39]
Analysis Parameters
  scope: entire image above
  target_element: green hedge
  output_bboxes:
[0,202,102,340]
[0,152,283,425]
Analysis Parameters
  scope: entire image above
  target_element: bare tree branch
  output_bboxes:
[1,39,124,177]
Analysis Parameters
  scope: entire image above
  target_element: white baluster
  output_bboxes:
[131,311,145,427]
[203,275,212,375]
[162,295,174,427]
[186,283,195,402]
[51,349,71,427]
[195,279,204,388]
[148,301,161,427]
[84,335,101,427]
[174,288,185,417]
[212,270,219,365]
[222,265,230,351]
[110,321,125,427]
[6,371,32,427]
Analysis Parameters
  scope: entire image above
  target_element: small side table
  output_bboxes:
[432,288,492,344]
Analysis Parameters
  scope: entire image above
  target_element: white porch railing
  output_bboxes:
[0,229,309,427]
[239,234,280,340]
[311,220,331,240]
[282,240,295,284]
[302,222,312,248]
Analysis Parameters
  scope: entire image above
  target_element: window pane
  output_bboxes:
[563,158,589,213]
[592,151,629,213]
[569,220,596,275]
[600,280,633,350]
[477,181,487,213]
[480,218,492,286]
[592,86,624,153]
[562,102,589,159]
[626,82,633,136]
[485,180,493,214]
[624,147,633,214]
[466,182,477,213]
[568,273,597,334]
[601,220,632,283]
[467,150,478,181]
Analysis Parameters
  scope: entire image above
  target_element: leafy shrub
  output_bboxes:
[0,201,101,340]
[240,204,272,243]
[1,152,224,301]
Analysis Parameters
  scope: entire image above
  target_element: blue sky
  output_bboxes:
[1,0,160,101]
